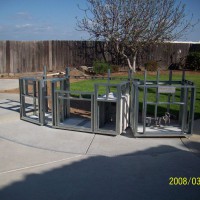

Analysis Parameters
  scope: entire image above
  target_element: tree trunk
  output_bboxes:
[98,42,107,63]
[132,53,137,73]
[126,57,132,71]
[126,53,137,74]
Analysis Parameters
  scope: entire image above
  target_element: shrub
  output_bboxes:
[185,52,200,70]
[93,60,110,74]
[144,60,159,71]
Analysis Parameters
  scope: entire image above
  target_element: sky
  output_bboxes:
[0,0,200,41]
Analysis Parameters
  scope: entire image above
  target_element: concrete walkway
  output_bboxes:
[0,92,200,200]
[0,79,19,91]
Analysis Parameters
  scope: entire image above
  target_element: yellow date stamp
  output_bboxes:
[169,177,200,186]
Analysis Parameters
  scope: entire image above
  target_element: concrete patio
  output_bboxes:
[0,80,200,200]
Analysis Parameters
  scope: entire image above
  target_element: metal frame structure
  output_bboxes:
[94,81,130,135]
[131,70,196,137]
[19,76,44,125]
[19,66,68,125]
[19,66,196,137]
[50,68,131,135]
[53,90,94,132]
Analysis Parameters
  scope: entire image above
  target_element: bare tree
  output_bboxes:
[76,0,195,72]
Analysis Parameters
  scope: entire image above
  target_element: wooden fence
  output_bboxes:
[0,40,199,74]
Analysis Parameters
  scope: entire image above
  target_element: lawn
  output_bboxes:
[70,71,200,119]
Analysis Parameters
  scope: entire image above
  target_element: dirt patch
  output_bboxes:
[0,88,19,94]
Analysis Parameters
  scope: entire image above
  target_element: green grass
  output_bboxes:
[70,72,200,119]
[70,79,122,94]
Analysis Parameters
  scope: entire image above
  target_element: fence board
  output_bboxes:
[0,41,6,74]
[0,40,199,74]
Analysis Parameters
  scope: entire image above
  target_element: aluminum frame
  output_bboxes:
[19,67,196,138]
[19,77,44,125]
[131,70,196,137]
[19,68,68,125]
[94,81,130,135]
[53,90,94,133]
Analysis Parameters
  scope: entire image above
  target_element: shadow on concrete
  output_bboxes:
[0,145,200,200]
[181,138,200,158]
[0,99,20,113]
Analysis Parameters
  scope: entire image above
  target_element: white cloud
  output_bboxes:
[13,23,54,34]
[34,25,52,32]
[15,24,32,29]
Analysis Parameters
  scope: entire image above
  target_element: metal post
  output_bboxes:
[25,79,28,95]
[65,67,70,79]
[128,69,132,128]
[51,81,56,126]
[107,69,111,95]
[142,71,147,134]
[155,70,160,119]
[130,82,134,133]
[128,69,131,81]
[38,80,45,125]
[179,70,185,124]
[132,82,139,135]
[43,66,48,113]
[116,85,121,134]
[33,80,37,115]
[62,79,67,118]
[129,68,134,82]
[181,86,188,134]
[106,86,109,100]
[185,87,189,127]
[91,94,94,133]
[182,70,185,82]
[65,67,70,118]
[19,78,25,118]
[94,84,98,131]
[59,81,65,122]
[57,93,61,125]
[188,87,196,134]
[167,70,172,112]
